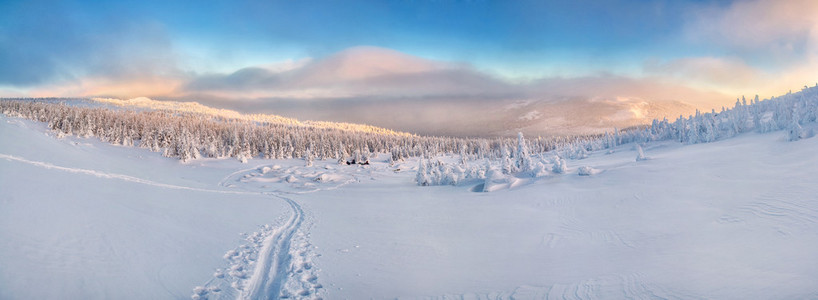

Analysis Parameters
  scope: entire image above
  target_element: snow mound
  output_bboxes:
[577,166,602,176]
[220,161,359,194]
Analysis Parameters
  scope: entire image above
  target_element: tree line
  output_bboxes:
[0,100,577,162]
[3,84,816,166]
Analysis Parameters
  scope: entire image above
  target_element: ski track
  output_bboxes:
[218,163,361,195]
[241,196,303,300]
[0,153,256,195]
[0,153,321,299]
[216,163,272,188]
[193,195,320,300]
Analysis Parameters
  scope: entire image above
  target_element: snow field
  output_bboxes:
[0,117,317,299]
[3,112,818,299]
[296,130,818,299]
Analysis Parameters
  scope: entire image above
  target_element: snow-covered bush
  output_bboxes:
[482,167,509,192]
[415,159,488,186]
[577,166,600,176]
[552,157,567,174]
[532,161,549,177]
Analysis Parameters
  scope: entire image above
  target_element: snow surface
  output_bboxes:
[2,114,818,299]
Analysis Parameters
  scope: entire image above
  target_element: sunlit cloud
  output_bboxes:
[173,49,731,136]
[182,46,727,107]
[667,0,818,97]
[684,0,818,55]
[644,57,764,93]
[2,0,817,136]
[183,46,506,100]
[27,76,185,99]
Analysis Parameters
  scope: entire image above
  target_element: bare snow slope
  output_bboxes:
[291,132,818,299]
[2,113,818,299]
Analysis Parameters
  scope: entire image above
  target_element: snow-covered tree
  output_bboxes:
[788,109,804,142]
[304,148,314,167]
[636,144,649,161]
[416,159,430,186]
[551,156,567,174]
[6,84,818,169]
[516,132,534,175]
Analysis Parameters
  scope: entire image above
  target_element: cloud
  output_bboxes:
[26,77,184,99]
[684,0,818,57]
[177,47,731,137]
[667,0,818,97]
[0,1,185,98]
[183,46,515,99]
[294,46,447,84]
[525,75,729,108]
[181,46,730,111]
[644,56,764,91]
[199,75,715,138]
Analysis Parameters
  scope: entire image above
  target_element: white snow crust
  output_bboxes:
[2,114,818,299]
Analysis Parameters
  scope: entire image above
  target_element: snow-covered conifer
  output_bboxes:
[552,156,567,174]
[636,144,649,161]
[788,110,804,142]
[516,132,534,174]
[416,159,430,186]
[304,148,314,167]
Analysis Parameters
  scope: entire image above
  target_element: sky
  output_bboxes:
[1,0,817,110]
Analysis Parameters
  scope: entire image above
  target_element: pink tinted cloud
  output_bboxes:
[654,0,818,98]
[644,56,764,91]
[685,0,818,53]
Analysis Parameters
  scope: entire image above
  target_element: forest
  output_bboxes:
[2,84,816,171]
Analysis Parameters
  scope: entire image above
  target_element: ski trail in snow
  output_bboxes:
[241,196,303,300]
[193,194,321,300]
[216,163,272,188]
[0,153,320,299]
[0,153,258,195]
[217,162,361,195]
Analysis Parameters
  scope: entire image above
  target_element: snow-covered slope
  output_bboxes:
[2,110,818,299]
[0,117,296,299]
[293,131,818,299]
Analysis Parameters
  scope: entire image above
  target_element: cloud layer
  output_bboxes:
[3,0,816,102]
[174,47,728,136]
[183,46,513,99]
[2,0,818,136]
[669,0,818,96]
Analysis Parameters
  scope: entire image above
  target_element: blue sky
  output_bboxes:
[1,0,816,105]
